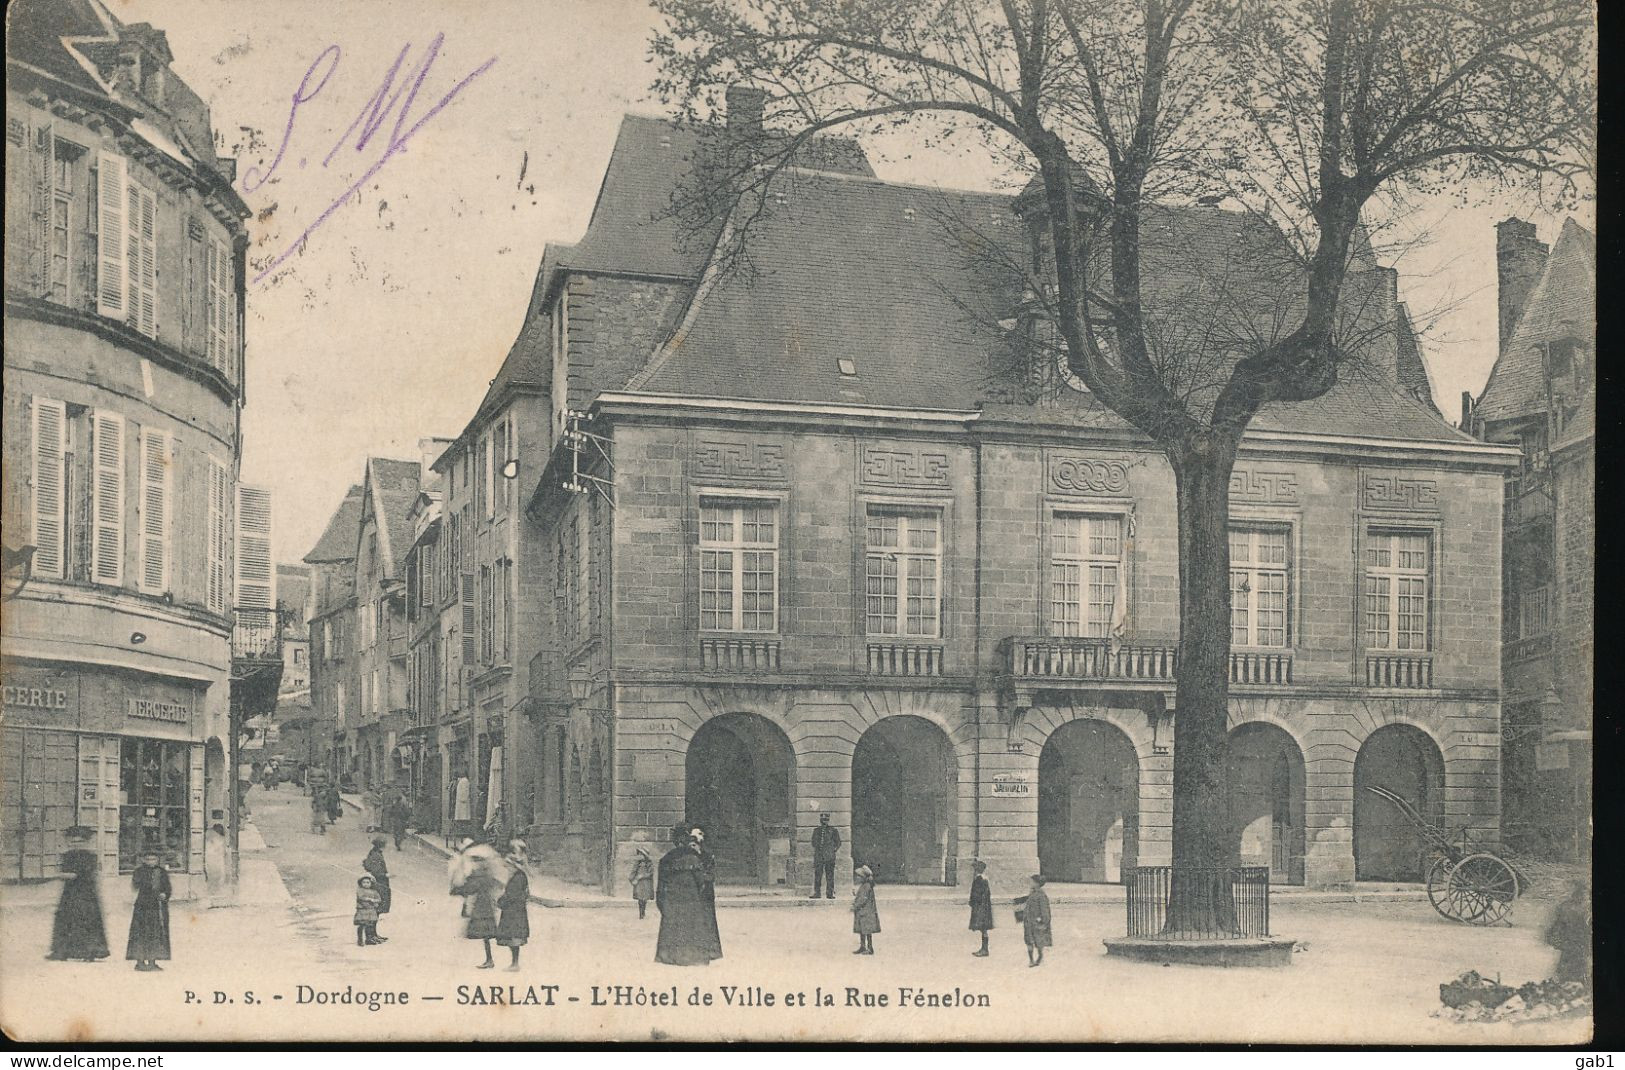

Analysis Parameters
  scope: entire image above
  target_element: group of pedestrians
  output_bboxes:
[309,779,342,834]
[46,826,172,972]
[447,838,532,970]
[635,814,1054,968]
[643,822,1011,966]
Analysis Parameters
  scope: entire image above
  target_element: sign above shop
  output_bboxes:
[3,683,70,711]
[128,697,190,723]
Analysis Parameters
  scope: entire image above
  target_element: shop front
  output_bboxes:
[2,661,209,895]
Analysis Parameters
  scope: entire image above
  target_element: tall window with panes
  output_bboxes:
[1230,525,1290,647]
[1364,531,1431,651]
[864,507,941,638]
[1050,513,1124,638]
[698,499,778,632]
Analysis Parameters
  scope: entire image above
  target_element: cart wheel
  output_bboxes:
[1426,856,1466,922]
[1450,853,1519,926]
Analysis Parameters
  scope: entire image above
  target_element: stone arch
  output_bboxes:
[1226,699,1312,758]
[1036,717,1141,883]
[667,689,799,750]
[1020,702,1153,760]
[1224,721,1307,885]
[685,712,796,885]
[1353,722,1445,881]
[851,714,958,885]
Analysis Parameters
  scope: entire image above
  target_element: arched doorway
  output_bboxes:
[851,716,957,884]
[1354,724,1445,881]
[1224,723,1306,884]
[685,713,795,885]
[1037,719,1139,883]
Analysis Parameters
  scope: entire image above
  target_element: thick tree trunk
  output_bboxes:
[1166,442,1241,934]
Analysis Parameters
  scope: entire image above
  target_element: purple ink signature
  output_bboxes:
[246,35,498,285]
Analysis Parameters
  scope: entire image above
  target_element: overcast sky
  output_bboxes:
[114,0,1591,566]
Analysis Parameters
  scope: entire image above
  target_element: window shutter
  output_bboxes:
[138,427,171,593]
[90,410,125,585]
[137,187,158,336]
[96,152,127,317]
[207,457,228,614]
[125,182,157,337]
[30,397,68,580]
[236,484,274,610]
[29,124,54,295]
[461,573,476,664]
[208,237,233,376]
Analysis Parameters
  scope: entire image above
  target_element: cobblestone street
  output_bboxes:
[0,787,1589,1044]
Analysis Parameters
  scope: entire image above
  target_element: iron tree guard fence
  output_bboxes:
[1124,865,1271,940]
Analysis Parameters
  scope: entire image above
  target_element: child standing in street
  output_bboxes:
[1020,873,1052,967]
[629,846,654,919]
[851,864,879,955]
[354,876,383,946]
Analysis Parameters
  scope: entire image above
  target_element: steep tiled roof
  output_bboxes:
[8,0,232,186]
[1394,304,1439,412]
[367,458,422,577]
[563,114,874,281]
[460,266,553,438]
[632,167,1464,443]
[7,0,114,98]
[1476,219,1596,423]
[276,565,311,621]
[303,486,365,564]
[638,171,1014,409]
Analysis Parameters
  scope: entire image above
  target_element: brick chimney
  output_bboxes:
[726,85,766,139]
[1496,218,1548,355]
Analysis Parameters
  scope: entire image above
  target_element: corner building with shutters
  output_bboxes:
[2,0,253,898]
[511,100,1519,895]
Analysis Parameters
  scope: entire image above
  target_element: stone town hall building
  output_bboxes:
[487,93,1516,892]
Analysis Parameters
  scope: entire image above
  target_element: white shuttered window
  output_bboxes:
[206,458,229,615]
[30,397,69,580]
[138,427,172,594]
[96,152,128,317]
[91,411,125,585]
[205,238,234,375]
[126,182,157,338]
[236,485,274,610]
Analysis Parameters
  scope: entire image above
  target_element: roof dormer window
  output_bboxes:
[837,358,858,377]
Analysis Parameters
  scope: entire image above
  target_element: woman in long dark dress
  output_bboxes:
[48,827,109,962]
[655,825,722,966]
[127,850,172,971]
[495,841,531,971]
[362,833,391,941]
[968,859,994,957]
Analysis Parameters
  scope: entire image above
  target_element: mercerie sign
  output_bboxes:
[128,698,190,723]
[3,683,71,710]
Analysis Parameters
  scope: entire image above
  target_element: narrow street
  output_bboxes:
[0,784,1588,1044]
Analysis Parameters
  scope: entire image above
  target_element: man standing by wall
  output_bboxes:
[810,814,841,900]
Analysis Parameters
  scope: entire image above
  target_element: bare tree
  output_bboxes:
[651,0,1593,927]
